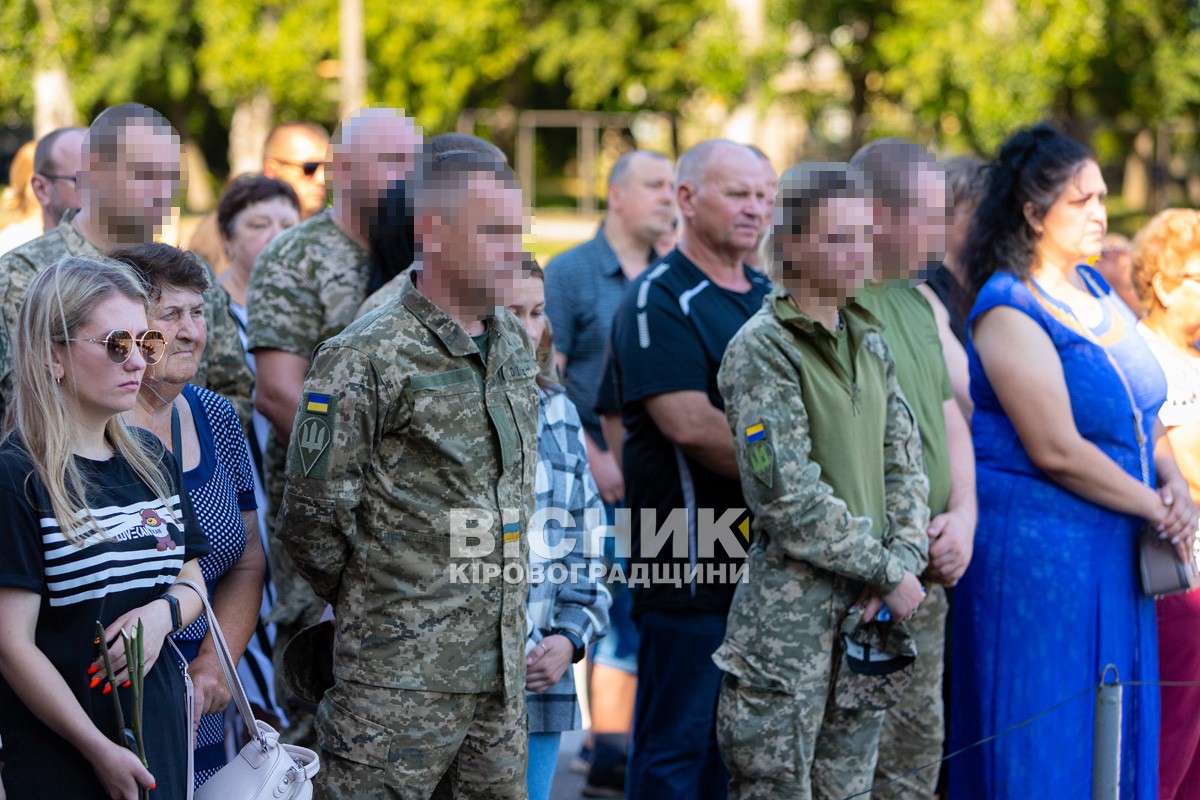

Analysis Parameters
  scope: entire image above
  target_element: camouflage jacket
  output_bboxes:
[355,268,408,320]
[245,209,372,359]
[277,273,540,698]
[0,210,253,423]
[715,290,929,683]
[718,290,929,590]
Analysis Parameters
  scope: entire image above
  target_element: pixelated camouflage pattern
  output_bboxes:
[244,209,372,359]
[314,679,528,799]
[0,209,253,423]
[714,579,887,800]
[872,582,948,799]
[712,290,930,799]
[242,209,372,683]
[277,273,539,699]
[356,268,409,320]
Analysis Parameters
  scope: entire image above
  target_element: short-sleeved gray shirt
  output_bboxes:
[544,227,654,448]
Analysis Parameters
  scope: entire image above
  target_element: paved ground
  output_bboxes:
[549,729,590,800]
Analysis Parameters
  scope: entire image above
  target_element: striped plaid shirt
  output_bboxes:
[526,388,612,733]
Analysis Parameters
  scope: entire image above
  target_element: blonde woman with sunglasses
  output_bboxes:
[0,257,209,800]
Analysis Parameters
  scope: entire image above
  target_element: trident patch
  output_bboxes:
[297,417,331,477]
[745,422,774,489]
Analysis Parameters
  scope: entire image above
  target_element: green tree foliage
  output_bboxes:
[194,0,340,122]
[364,0,527,133]
[525,0,750,113]
[772,0,1200,155]
[0,0,198,122]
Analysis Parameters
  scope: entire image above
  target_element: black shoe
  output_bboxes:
[582,757,626,798]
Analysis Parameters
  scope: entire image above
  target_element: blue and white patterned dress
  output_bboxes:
[170,384,258,787]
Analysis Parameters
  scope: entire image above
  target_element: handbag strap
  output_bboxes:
[171,403,183,460]
[1030,269,1151,487]
[172,579,262,738]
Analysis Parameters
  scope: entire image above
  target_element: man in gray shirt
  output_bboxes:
[545,149,674,503]
[543,148,674,796]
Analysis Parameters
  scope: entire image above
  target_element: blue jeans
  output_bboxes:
[627,611,729,800]
[526,732,562,800]
[592,501,639,674]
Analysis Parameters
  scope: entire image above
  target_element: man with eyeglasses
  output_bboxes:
[29,127,85,231]
[245,106,423,747]
[0,103,253,427]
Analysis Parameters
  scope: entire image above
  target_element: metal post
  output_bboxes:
[517,113,536,209]
[1093,664,1122,800]
[580,113,598,216]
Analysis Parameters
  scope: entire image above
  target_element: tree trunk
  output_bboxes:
[339,0,367,117]
[33,68,77,136]
[183,139,215,213]
[228,91,274,176]
[1122,128,1153,213]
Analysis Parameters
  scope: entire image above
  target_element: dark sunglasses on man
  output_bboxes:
[63,329,168,365]
[269,157,323,178]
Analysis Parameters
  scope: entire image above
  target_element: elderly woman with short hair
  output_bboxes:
[1133,208,1200,799]
[111,243,266,788]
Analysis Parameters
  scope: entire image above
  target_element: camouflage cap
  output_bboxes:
[282,619,336,709]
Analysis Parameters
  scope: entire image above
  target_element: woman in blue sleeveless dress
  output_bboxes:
[950,125,1197,798]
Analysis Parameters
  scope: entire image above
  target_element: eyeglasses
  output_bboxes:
[63,330,167,365]
[38,172,77,185]
[268,157,323,177]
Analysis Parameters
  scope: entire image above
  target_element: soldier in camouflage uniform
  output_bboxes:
[246,108,422,742]
[850,140,977,800]
[356,133,505,320]
[713,163,930,800]
[277,151,537,799]
[0,103,251,424]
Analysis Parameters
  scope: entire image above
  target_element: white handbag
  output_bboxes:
[171,580,320,800]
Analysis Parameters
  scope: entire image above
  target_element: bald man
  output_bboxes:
[0,103,252,423]
[263,121,331,220]
[245,108,422,744]
[188,121,329,274]
[607,140,771,800]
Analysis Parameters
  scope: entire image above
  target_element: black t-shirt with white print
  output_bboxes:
[0,429,209,800]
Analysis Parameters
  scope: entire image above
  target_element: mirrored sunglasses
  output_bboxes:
[65,329,167,365]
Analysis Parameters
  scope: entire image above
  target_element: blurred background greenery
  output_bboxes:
[3,0,1200,250]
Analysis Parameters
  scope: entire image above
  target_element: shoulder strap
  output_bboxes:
[1069,271,1151,487]
[172,579,261,736]
[170,402,183,457]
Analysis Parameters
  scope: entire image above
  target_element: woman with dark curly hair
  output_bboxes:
[949,124,1196,798]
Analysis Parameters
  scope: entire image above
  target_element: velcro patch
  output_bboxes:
[291,392,338,479]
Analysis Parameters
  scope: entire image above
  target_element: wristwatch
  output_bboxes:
[552,629,586,663]
[160,593,182,633]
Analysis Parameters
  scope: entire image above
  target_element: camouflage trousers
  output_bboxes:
[314,679,528,800]
[715,582,885,800]
[872,582,948,800]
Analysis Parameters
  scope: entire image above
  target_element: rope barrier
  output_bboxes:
[840,676,1200,800]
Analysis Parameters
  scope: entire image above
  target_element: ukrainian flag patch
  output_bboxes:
[745,423,765,443]
[305,392,331,414]
[503,522,521,544]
